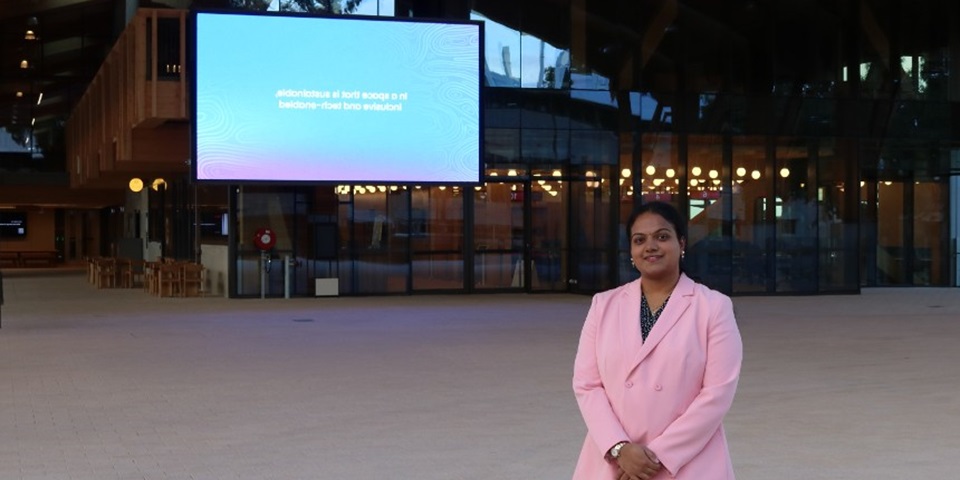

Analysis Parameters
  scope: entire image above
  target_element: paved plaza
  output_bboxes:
[1,269,958,479]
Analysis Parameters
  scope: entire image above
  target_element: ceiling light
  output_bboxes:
[20,60,29,69]
[25,30,36,41]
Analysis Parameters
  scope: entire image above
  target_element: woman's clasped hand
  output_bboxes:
[615,443,662,480]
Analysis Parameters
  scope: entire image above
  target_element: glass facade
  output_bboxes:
[180,0,958,297]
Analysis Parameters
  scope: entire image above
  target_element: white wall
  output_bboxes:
[200,244,230,297]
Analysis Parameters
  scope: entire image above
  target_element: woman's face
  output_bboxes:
[629,211,685,281]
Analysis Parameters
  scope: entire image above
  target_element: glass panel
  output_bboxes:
[520,31,570,89]
[410,186,464,291]
[774,138,817,292]
[641,133,680,204]
[572,165,612,292]
[731,136,769,293]
[522,129,570,164]
[876,181,905,285]
[485,128,521,165]
[197,184,229,245]
[521,90,570,129]
[895,2,950,101]
[346,188,407,294]
[913,181,944,285]
[348,0,395,16]
[685,135,728,292]
[569,90,631,131]
[235,187,298,297]
[571,130,618,166]
[858,1,895,100]
[573,131,618,292]
[568,0,611,91]
[817,139,858,291]
[474,181,523,289]
[471,10,521,88]
[485,88,521,128]
[413,252,463,290]
[530,169,567,291]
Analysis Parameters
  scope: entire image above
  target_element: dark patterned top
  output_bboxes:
[640,294,671,342]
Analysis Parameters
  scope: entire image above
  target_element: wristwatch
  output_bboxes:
[609,441,628,459]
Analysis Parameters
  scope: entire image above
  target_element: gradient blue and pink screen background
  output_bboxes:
[193,12,481,183]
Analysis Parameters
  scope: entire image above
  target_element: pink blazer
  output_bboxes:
[572,274,742,479]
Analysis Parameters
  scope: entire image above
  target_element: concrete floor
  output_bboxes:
[1,269,958,479]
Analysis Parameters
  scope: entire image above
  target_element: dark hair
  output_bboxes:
[626,201,687,244]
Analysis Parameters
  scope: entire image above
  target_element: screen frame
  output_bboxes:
[188,8,484,187]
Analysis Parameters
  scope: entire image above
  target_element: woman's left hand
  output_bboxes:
[615,443,662,479]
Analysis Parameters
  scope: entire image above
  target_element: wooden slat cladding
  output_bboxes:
[66,9,189,189]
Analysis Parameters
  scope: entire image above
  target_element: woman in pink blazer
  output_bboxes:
[573,201,742,480]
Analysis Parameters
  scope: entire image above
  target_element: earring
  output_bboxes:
[681,251,686,261]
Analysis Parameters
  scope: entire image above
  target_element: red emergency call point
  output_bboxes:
[254,228,276,251]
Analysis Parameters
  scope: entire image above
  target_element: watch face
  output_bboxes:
[612,444,624,458]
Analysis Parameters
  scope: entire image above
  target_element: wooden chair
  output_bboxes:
[143,261,159,294]
[86,257,98,284]
[95,258,117,289]
[180,263,205,297]
[156,263,181,297]
[121,259,146,288]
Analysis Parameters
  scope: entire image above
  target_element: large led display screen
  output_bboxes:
[191,11,482,184]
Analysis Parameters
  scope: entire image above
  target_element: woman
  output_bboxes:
[572,201,743,480]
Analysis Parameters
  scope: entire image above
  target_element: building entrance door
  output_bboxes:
[529,174,568,292]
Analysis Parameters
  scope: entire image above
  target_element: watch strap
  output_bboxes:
[609,441,628,459]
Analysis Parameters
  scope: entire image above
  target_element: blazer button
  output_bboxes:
[654,384,662,391]
[625,381,634,388]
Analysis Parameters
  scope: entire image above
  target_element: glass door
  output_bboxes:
[530,169,568,291]
[473,179,525,290]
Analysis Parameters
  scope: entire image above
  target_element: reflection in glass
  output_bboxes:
[775,138,817,292]
[474,181,523,289]
[410,186,463,291]
[913,181,943,285]
[684,135,728,292]
[876,181,905,285]
[731,137,768,293]
[530,171,567,291]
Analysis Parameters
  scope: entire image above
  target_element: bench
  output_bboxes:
[0,251,59,267]
[0,252,18,268]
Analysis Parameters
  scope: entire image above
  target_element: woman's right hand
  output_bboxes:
[615,443,662,480]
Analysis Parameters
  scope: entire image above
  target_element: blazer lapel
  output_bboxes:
[619,279,644,362]
[631,274,695,368]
